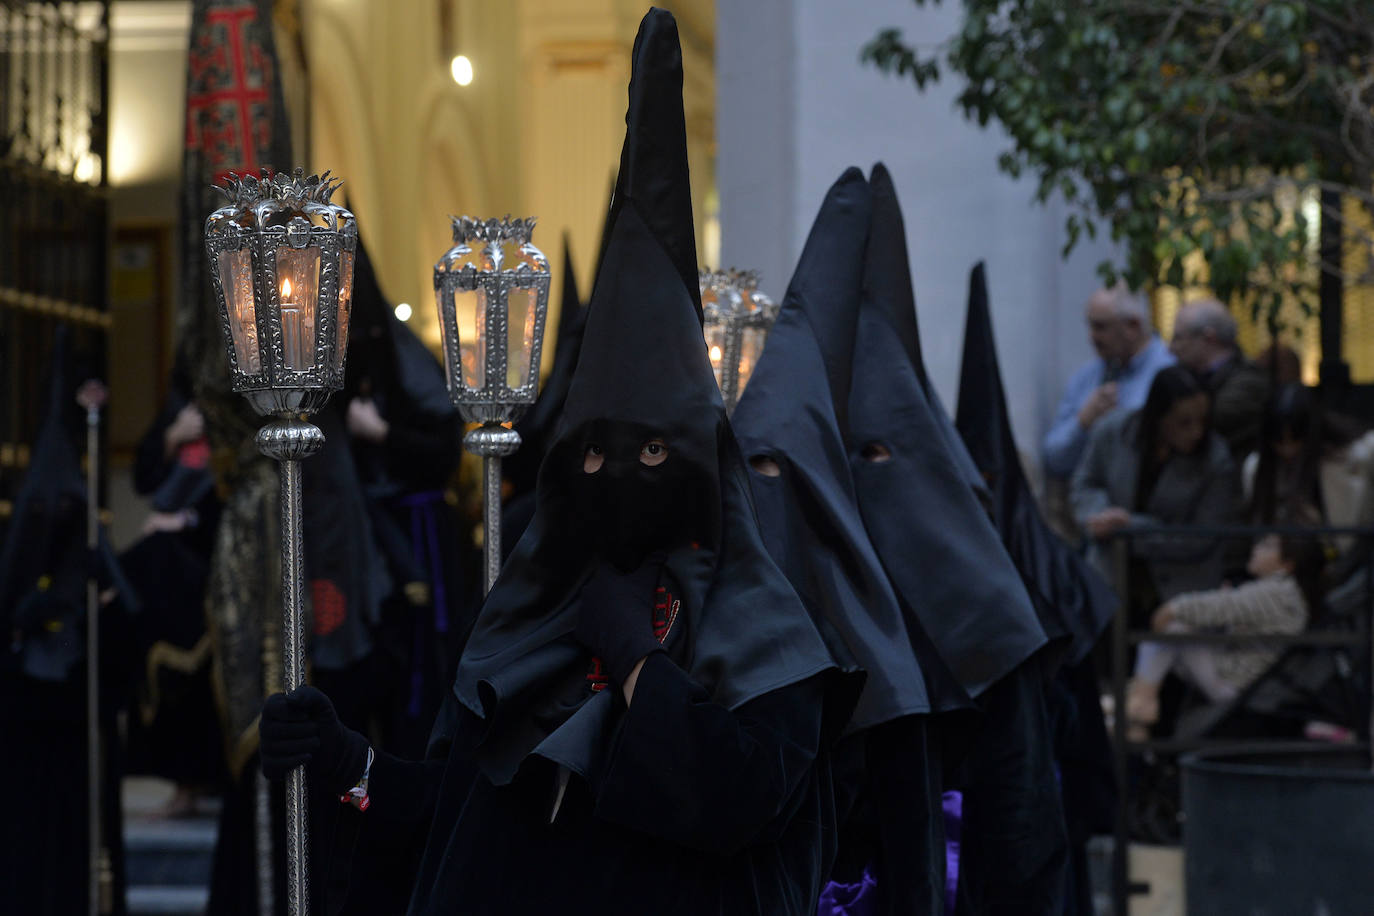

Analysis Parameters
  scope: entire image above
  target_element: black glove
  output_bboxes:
[259,686,369,796]
[575,555,667,684]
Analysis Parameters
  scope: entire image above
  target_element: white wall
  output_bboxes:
[718,0,1120,470]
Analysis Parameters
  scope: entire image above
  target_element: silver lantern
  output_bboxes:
[700,268,779,414]
[434,215,551,593]
[204,168,357,916]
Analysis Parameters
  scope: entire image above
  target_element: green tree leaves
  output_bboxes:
[861,0,1374,323]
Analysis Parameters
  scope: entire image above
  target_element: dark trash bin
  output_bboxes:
[1181,744,1374,916]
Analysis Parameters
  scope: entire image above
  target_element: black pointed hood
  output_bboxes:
[735,167,950,730]
[607,10,699,317]
[344,234,461,504]
[448,8,854,785]
[956,262,1116,663]
[865,164,988,500]
[848,166,1046,698]
[347,237,455,423]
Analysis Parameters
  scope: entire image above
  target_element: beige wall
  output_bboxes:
[107,0,716,397]
[303,0,715,364]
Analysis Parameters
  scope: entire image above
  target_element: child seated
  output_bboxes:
[1126,534,1324,738]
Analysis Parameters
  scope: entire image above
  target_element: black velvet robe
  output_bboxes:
[402,654,833,915]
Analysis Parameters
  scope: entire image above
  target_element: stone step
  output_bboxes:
[124,815,217,888]
[126,884,209,916]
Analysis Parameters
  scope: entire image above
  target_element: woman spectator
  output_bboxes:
[1072,366,1240,607]
[1245,383,1374,531]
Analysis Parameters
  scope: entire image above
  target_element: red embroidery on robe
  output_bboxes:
[585,587,680,692]
[311,579,346,635]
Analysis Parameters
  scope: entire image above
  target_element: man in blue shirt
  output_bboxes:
[1043,282,1175,479]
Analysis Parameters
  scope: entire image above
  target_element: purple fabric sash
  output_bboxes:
[943,790,962,914]
[817,790,963,916]
[818,868,877,916]
[396,490,450,717]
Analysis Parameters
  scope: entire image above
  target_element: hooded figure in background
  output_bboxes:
[120,354,225,801]
[0,327,133,916]
[956,262,1118,915]
[258,10,858,915]
[847,164,1067,913]
[501,237,587,558]
[733,166,960,915]
[956,263,1117,664]
[340,238,467,758]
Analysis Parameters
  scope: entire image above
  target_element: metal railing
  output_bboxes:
[1105,523,1374,915]
[0,0,110,522]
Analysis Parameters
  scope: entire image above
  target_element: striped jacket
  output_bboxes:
[1171,574,1308,691]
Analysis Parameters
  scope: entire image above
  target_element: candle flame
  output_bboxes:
[281,277,293,299]
[709,345,722,363]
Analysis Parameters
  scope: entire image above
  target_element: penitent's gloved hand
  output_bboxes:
[259,685,368,796]
[575,555,667,684]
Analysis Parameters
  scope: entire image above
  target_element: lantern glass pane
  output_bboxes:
[738,326,768,397]
[335,249,356,373]
[452,285,484,390]
[217,248,262,374]
[506,285,538,388]
[704,322,728,391]
[275,246,322,370]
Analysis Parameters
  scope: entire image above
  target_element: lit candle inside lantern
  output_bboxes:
[280,276,306,369]
[709,344,722,365]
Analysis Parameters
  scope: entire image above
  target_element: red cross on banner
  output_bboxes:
[184,1,280,180]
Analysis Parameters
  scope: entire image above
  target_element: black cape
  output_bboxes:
[407,11,858,915]
[847,165,1046,699]
[955,262,1117,664]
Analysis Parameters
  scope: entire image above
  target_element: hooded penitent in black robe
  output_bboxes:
[732,166,957,915]
[848,164,1067,914]
[0,327,132,916]
[955,262,1117,915]
[501,235,587,558]
[121,359,225,788]
[306,11,859,916]
[339,239,466,757]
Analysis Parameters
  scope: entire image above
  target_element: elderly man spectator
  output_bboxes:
[1044,282,1175,479]
[1170,298,1270,459]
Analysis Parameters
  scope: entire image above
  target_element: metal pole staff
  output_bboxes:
[254,771,274,916]
[79,381,109,916]
[85,392,101,916]
[257,418,324,916]
[465,424,521,595]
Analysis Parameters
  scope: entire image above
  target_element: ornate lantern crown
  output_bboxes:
[434,215,551,425]
[204,168,358,417]
[700,267,779,414]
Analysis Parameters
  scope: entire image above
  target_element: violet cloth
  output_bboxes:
[943,790,963,914]
[817,790,963,916]
[817,868,877,916]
